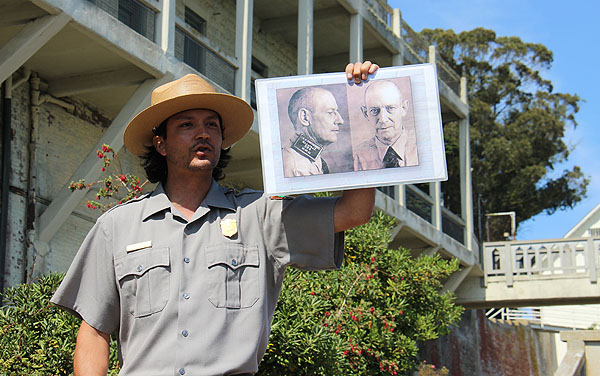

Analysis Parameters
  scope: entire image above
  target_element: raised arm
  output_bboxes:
[74,320,111,376]
[334,62,379,232]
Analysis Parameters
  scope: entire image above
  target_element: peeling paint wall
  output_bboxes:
[420,310,558,376]
[2,75,150,286]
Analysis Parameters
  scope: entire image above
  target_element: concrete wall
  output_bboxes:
[2,76,149,287]
[420,310,558,376]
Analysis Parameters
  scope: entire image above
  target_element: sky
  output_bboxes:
[387,0,599,240]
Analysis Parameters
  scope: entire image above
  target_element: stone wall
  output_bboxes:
[420,310,558,376]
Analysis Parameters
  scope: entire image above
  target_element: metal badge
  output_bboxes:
[220,218,237,237]
[291,134,323,162]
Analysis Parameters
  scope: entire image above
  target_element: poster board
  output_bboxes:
[255,64,446,195]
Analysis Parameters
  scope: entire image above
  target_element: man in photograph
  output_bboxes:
[282,87,344,177]
[353,79,418,170]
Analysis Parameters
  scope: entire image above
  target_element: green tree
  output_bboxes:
[420,27,588,239]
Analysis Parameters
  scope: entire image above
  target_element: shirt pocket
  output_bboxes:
[205,245,260,309]
[115,247,170,318]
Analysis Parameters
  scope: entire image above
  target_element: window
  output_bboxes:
[591,228,600,237]
[185,7,206,35]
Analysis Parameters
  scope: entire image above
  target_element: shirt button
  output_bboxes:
[182,329,189,337]
[136,265,143,272]
[231,259,237,266]
[183,293,190,300]
[184,257,190,263]
[179,368,185,375]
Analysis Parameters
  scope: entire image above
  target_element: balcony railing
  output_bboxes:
[483,237,600,286]
[87,0,155,41]
[174,25,236,94]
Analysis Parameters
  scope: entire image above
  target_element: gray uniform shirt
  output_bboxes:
[51,181,344,375]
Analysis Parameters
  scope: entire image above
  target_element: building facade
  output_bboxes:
[0,0,476,306]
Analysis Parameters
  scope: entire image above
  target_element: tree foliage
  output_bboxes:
[420,27,588,239]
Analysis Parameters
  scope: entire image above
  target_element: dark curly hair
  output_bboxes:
[141,115,231,184]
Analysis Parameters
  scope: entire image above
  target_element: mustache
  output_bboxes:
[191,140,214,152]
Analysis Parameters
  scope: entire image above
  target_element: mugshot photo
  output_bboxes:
[256,64,446,196]
[347,77,419,171]
[276,84,353,177]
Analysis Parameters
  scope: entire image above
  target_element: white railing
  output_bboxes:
[486,306,600,330]
[483,238,600,287]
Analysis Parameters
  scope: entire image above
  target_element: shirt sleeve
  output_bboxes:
[263,195,344,271]
[50,216,120,334]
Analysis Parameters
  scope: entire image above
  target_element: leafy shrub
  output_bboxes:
[0,272,119,375]
[258,211,463,375]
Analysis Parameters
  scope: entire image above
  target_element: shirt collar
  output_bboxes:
[142,180,236,221]
[375,129,408,162]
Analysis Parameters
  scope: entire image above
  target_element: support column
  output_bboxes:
[235,0,253,102]
[392,8,404,66]
[297,0,313,75]
[428,46,442,231]
[349,5,363,63]
[459,76,474,251]
[158,0,176,55]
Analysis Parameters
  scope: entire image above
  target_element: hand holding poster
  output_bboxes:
[256,64,446,195]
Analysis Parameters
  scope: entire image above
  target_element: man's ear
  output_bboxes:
[400,99,409,116]
[153,135,167,157]
[360,105,368,119]
[298,107,311,127]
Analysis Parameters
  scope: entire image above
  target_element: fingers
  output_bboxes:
[345,61,380,84]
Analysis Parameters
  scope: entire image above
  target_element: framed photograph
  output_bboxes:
[255,64,447,195]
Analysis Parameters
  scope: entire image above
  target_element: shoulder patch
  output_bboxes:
[269,195,293,200]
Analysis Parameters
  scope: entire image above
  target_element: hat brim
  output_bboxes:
[124,92,254,156]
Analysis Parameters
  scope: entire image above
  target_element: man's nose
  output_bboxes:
[335,111,343,125]
[376,109,391,123]
[194,124,210,139]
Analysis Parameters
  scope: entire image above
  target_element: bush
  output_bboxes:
[0,272,119,375]
[258,211,463,375]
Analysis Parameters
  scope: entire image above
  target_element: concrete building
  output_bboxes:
[0,0,475,293]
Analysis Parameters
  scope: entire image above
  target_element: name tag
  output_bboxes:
[126,241,152,253]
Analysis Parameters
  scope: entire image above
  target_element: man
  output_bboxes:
[51,62,377,375]
[282,87,343,177]
[353,79,419,171]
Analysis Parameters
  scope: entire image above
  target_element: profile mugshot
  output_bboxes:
[353,79,419,171]
[281,87,345,177]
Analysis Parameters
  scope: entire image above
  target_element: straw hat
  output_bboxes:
[123,74,254,156]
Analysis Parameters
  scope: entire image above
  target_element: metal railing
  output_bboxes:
[486,306,600,330]
[435,54,461,94]
[406,184,432,223]
[174,25,236,94]
[483,237,600,287]
[442,206,465,244]
[365,0,393,27]
[87,0,155,41]
[405,184,465,244]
